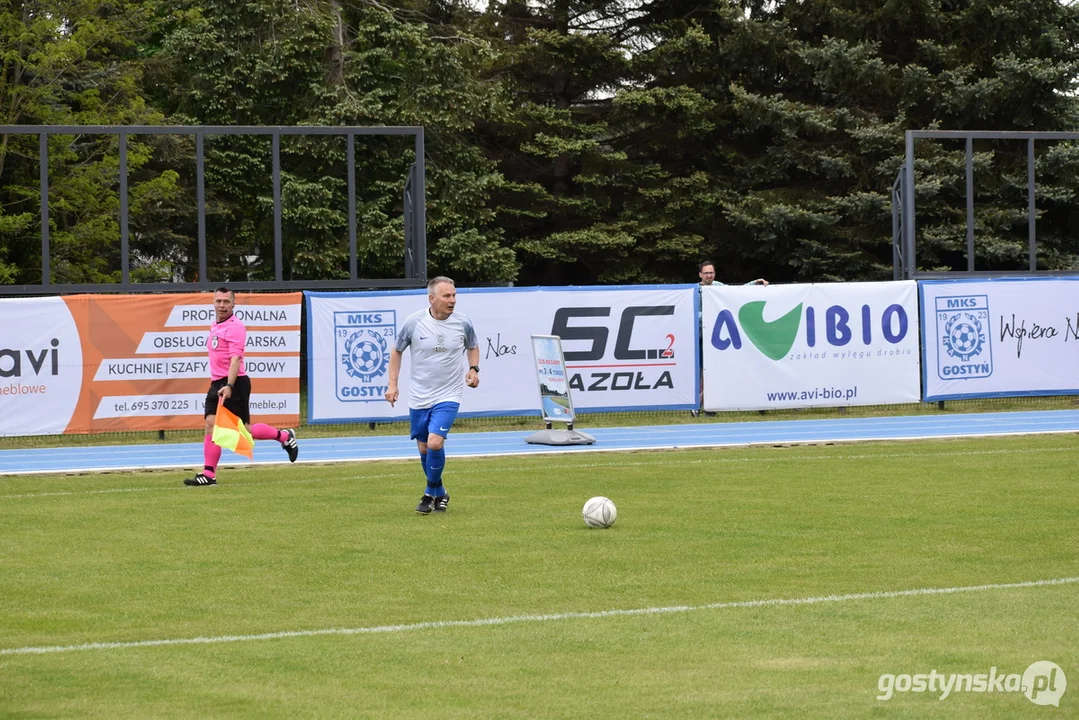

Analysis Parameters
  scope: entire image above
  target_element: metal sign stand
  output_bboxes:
[525,335,596,446]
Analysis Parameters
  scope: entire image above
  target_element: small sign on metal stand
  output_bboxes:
[525,335,596,446]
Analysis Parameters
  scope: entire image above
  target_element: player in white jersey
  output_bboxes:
[385,276,480,514]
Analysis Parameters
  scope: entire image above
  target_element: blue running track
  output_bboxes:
[2,409,1078,476]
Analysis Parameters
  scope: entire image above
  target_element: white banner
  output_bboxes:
[702,281,920,410]
[164,304,301,327]
[92,356,299,381]
[0,297,84,435]
[133,330,300,355]
[920,277,1079,400]
[306,285,699,421]
[92,393,300,419]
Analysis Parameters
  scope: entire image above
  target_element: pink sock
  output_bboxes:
[249,423,281,442]
[203,435,221,477]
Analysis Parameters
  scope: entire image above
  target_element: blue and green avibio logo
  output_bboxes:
[711,301,909,360]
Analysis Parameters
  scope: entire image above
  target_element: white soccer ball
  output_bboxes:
[582,496,617,529]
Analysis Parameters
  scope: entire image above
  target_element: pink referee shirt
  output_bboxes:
[207,313,246,380]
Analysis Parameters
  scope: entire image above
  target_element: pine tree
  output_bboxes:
[477,0,670,284]
[632,0,1079,281]
[0,0,178,285]
[145,0,515,283]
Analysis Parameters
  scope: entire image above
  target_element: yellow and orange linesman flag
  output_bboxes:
[212,402,254,460]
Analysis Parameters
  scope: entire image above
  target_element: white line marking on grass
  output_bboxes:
[4,577,1076,657]
[476,445,1079,470]
[450,429,1079,461]
[4,487,158,499]
[0,472,414,499]
[3,445,1078,499]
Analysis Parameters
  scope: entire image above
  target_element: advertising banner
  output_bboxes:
[702,281,920,410]
[2,297,85,436]
[306,285,699,422]
[531,335,575,423]
[920,277,1079,400]
[0,293,301,436]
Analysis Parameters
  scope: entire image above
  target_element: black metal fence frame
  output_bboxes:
[893,129,1079,280]
[0,124,428,294]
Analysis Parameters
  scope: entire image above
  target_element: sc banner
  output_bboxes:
[305,285,699,422]
[921,277,1079,400]
[702,281,920,411]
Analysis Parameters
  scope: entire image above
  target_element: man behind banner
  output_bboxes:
[693,260,768,417]
[185,286,298,486]
[385,276,480,514]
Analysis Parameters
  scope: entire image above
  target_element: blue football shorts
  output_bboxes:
[409,401,461,442]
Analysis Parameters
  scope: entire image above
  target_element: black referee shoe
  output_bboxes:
[281,429,298,463]
[184,473,216,486]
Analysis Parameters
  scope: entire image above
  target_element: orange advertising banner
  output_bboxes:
[0,293,301,436]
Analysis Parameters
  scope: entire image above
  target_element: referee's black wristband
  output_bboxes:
[469,365,480,373]
[226,382,234,388]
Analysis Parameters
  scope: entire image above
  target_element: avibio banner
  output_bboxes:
[701,281,920,411]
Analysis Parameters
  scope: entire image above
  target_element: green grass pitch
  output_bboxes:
[1,434,1076,717]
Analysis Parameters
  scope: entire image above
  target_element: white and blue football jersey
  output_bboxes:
[395,308,478,409]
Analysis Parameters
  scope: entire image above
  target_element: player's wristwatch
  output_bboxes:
[226,382,234,388]
[469,365,480,373]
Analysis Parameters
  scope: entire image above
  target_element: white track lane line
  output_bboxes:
[4,445,1078,499]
